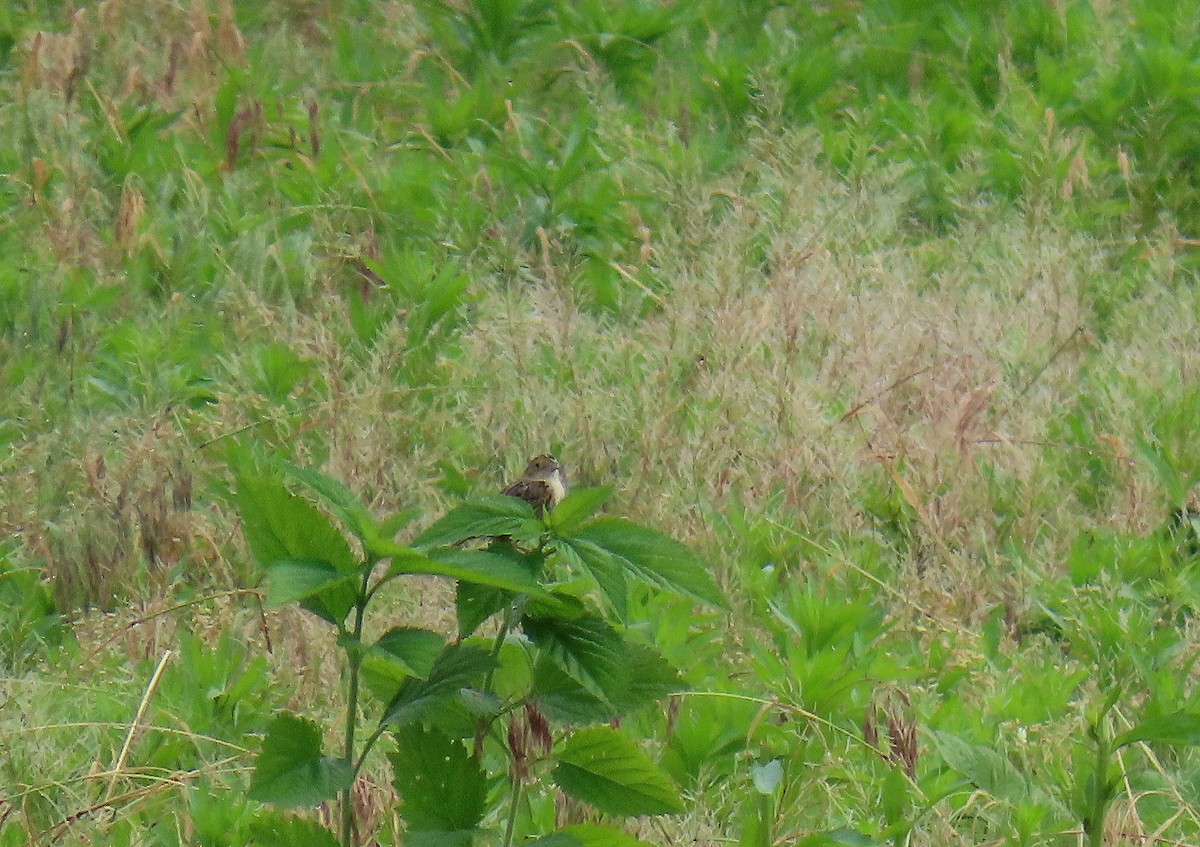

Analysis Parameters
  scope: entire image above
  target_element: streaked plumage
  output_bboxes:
[502,454,567,516]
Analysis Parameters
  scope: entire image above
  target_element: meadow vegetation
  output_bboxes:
[3,0,1200,845]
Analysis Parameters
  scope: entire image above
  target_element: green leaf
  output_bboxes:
[930,730,1030,803]
[532,656,614,724]
[266,560,357,626]
[548,487,614,534]
[272,459,381,551]
[381,645,495,728]
[390,725,486,833]
[619,642,685,712]
[456,581,511,639]
[379,507,423,538]
[412,496,543,549]
[569,518,727,608]
[385,546,549,597]
[751,759,783,795]
[929,731,1062,813]
[523,614,629,707]
[739,789,773,847]
[555,539,627,620]
[524,589,589,620]
[554,726,684,816]
[458,687,504,719]
[528,823,655,846]
[1114,711,1200,749]
[880,766,912,829]
[371,628,446,677]
[405,832,477,847]
[352,628,446,702]
[233,475,357,574]
[248,713,353,807]
[248,810,342,847]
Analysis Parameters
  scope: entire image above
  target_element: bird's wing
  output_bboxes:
[502,479,555,514]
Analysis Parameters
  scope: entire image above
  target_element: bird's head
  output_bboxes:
[524,454,561,479]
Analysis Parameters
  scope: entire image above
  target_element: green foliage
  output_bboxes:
[232,473,358,577]
[1139,385,1200,506]
[554,726,684,816]
[929,730,1068,829]
[247,812,343,847]
[0,543,64,672]
[527,823,655,847]
[230,457,723,844]
[9,1,1200,844]
[662,695,756,789]
[390,725,487,834]
[147,629,276,771]
[739,759,782,847]
[751,577,890,722]
[380,644,495,729]
[564,517,727,609]
[248,713,355,808]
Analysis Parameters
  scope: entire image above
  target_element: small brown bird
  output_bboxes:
[502,454,568,516]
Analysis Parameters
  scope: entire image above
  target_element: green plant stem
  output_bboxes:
[354,723,388,775]
[503,772,525,847]
[495,594,534,846]
[485,598,524,692]
[341,571,372,847]
[1087,727,1110,847]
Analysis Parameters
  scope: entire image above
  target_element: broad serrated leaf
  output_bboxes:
[618,642,685,712]
[377,542,549,597]
[555,539,628,620]
[524,590,589,620]
[533,656,615,724]
[381,644,495,728]
[492,639,535,705]
[554,726,684,816]
[234,475,357,574]
[247,810,342,847]
[548,487,614,534]
[929,731,1063,813]
[523,614,629,707]
[390,725,486,832]
[271,459,381,549]
[248,713,353,807]
[534,637,681,721]
[351,628,446,702]
[1114,711,1200,749]
[529,823,655,846]
[412,496,543,549]
[266,560,357,625]
[371,628,446,677]
[456,581,511,639]
[570,518,727,608]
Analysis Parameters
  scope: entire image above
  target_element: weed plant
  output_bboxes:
[4,0,1200,845]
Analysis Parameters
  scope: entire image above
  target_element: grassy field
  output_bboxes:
[4,0,1200,845]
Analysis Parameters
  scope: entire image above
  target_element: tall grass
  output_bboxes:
[3,0,1200,844]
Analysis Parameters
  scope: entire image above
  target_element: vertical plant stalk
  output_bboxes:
[492,598,528,847]
[1086,722,1111,847]
[485,599,524,691]
[107,649,173,802]
[503,765,525,847]
[341,567,373,847]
